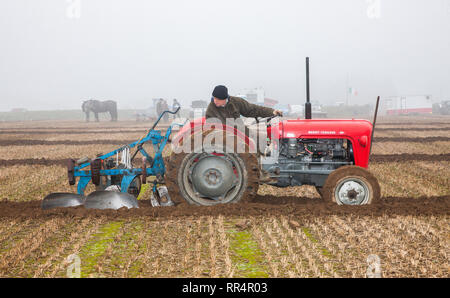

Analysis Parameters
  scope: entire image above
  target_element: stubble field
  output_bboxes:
[0,116,448,278]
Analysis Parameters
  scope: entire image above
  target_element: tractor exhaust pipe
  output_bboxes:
[305,57,312,119]
[370,96,380,155]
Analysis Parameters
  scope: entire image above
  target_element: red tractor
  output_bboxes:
[166,113,380,206]
[166,58,380,206]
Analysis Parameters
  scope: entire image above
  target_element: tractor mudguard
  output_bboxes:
[171,117,257,153]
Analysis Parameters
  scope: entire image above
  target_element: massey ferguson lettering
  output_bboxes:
[308,131,337,134]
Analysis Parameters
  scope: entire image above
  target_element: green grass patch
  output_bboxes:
[226,224,269,278]
[78,221,124,278]
[137,184,150,201]
[109,221,147,277]
[301,227,317,243]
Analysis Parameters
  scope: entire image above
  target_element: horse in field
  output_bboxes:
[82,99,118,122]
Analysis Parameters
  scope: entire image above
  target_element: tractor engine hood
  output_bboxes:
[276,119,373,139]
[269,119,374,168]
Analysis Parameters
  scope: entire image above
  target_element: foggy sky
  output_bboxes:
[0,0,449,111]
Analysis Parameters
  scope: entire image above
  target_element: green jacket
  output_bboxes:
[205,96,274,123]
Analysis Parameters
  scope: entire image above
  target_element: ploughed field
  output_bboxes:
[0,117,448,277]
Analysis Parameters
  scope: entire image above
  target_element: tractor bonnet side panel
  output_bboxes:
[278,119,373,168]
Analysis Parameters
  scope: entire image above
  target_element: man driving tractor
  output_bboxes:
[206,85,283,122]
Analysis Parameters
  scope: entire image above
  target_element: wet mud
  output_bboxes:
[0,195,448,220]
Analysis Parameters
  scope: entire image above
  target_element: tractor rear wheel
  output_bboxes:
[322,166,380,205]
[165,131,259,205]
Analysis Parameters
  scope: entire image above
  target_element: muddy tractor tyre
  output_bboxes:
[165,153,187,204]
[165,130,259,206]
[322,166,380,205]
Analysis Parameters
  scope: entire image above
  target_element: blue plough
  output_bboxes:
[42,107,185,210]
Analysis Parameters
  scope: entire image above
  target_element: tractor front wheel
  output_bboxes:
[322,166,380,205]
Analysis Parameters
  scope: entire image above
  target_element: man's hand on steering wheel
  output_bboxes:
[253,112,281,125]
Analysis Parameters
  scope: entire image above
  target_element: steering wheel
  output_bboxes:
[252,115,278,125]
